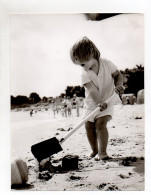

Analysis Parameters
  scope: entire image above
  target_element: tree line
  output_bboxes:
[11,92,42,106]
[11,65,144,107]
[121,64,144,96]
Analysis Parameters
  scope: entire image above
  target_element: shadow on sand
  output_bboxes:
[103,156,144,175]
[106,156,144,174]
[11,183,34,190]
[79,156,144,175]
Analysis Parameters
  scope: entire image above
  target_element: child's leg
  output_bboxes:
[76,106,79,116]
[65,108,67,117]
[69,108,71,116]
[95,115,110,159]
[85,121,98,157]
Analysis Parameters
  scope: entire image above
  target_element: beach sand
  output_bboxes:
[11,104,144,191]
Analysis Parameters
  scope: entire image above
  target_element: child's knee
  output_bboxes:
[85,121,95,131]
[95,116,110,130]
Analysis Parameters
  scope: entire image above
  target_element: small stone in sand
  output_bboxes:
[57,128,66,131]
[135,116,142,119]
[68,127,73,131]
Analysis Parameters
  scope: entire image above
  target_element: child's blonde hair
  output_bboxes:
[70,36,100,64]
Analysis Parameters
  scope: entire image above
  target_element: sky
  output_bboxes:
[11,13,144,98]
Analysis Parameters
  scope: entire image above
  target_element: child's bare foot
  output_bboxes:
[85,152,98,159]
[94,154,110,161]
[89,152,98,158]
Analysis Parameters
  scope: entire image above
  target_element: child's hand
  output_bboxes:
[115,85,124,95]
[98,102,108,111]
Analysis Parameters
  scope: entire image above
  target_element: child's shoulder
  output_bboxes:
[100,58,116,68]
[100,57,110,64]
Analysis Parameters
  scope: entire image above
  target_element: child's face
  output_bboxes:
[77,58,98,71]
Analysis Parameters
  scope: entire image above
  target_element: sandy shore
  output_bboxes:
[11,104,144,191]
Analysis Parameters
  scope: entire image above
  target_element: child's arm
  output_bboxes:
[84,82,107,111]
[112,70,124,94]
[84,81,102,104]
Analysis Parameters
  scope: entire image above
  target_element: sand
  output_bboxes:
[11,104,144,191]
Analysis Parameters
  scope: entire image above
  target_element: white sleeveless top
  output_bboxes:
[81,58,120,110]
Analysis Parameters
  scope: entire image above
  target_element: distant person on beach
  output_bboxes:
[30,109,33,117]
[66,97,72,117]
[62,97,67,117]
[52,101,58,118]
[60,105,65,117]
[70,36,124,160]
[73,94,80,117]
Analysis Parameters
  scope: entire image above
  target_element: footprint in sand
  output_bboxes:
[119,174,130,179]
[109,138,126,146]
[69,175,83,181]
[119,156,137,166]
[38,171,53,181]
[74,183,85,187]
[67,173,85,181]
[98,183,119,191]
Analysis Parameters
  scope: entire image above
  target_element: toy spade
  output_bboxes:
[31,92,119,162]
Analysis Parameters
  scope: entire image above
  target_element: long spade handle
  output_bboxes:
[60,92,118,144]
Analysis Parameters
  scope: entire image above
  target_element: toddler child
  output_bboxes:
[70,37,124,160]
